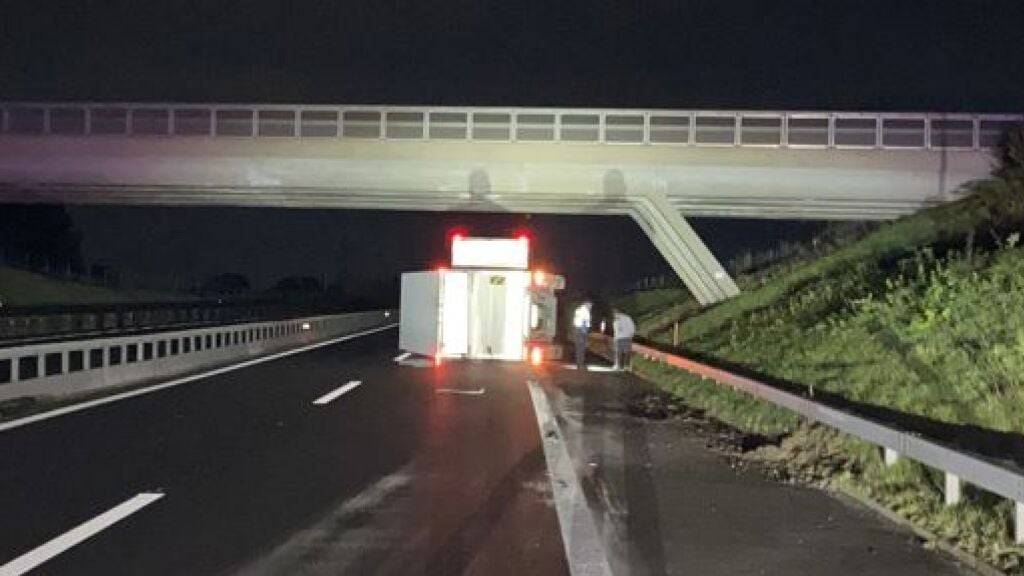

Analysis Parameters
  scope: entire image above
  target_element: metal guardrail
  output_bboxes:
[1,303,251,345]
[1,102,1021,152]
[0,301,375,346]
[599,335,1024,544]
[0,310,396,404]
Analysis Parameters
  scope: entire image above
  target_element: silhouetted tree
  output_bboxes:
[997,124,1024,176]
[89,263,121,286]
[0,204,83,272]
[200,273,251,295]
[271,276,323,294]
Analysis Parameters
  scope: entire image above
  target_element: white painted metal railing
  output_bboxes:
[2,102,1020,151]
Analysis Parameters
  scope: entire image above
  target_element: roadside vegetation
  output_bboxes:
[616,126,1024,572]
[0,265,187,307]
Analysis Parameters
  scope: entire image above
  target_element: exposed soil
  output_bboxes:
[625,389,790,478]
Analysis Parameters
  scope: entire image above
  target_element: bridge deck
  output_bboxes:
[2,102,1016,302]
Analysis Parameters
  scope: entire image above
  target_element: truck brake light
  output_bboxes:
[530,346,543,366]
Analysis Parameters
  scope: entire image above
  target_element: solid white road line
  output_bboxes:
[527,380,613,576]
[561,364,620,373]
[0,323,398,434]
[435,388,485,396]
[312,381,363,405]
[0,492,164,576]
[392,352,412,363]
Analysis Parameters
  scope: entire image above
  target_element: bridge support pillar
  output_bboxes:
[629,192,739,306]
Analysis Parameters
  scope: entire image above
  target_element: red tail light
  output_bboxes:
[530,346,543,366]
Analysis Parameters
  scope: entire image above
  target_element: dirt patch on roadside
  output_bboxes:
[0,396,40,419]
[625,389,787,472]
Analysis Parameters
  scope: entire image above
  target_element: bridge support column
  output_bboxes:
[629,192,739,306]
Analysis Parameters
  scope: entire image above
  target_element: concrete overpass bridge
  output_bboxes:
[0,102,1018,304]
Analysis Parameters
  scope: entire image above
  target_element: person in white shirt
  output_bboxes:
[572,302,592,370]
[612,310,636,370]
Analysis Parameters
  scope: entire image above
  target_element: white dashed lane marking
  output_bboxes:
[0,492,165,576]
[0,324,397,434]
[435,388,485,396]
[312,381,363,405]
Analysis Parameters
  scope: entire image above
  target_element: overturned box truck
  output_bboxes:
[399,235,564,364]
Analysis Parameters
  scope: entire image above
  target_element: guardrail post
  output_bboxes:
[943,472,962,505]
[672,321,680,346]
[883,447,900,467]
[1017,502,1024,544]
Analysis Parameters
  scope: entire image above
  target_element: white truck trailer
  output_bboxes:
[398,235,564,363]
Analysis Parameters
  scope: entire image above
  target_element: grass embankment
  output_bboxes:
[633,175,1024,441]
[617,168,1024,572]
[0,266,185,307]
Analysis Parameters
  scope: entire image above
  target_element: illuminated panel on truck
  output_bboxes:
[451,237,528,269]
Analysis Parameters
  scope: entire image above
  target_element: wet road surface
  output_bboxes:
[0,330,978,575]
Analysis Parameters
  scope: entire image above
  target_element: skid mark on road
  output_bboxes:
[228,467,415,576]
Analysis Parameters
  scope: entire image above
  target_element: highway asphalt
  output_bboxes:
[541,367,976,576]
[0,329,978,575]
[0,330,566,575]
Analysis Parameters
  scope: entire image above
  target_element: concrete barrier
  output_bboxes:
[0,310,396,403]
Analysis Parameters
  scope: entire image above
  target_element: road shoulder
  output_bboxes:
[535,364,979,576]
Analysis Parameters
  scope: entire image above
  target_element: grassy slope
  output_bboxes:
[616,171,1024,572]
[0,266,185,307]
[626,174,1024,437]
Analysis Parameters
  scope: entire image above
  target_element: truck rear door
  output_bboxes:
[399,271,442,357]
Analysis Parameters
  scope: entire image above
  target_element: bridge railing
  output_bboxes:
[2,102,1020,152]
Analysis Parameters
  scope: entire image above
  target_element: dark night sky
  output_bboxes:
[3,1,1023,299]
[3,0,1023,111]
